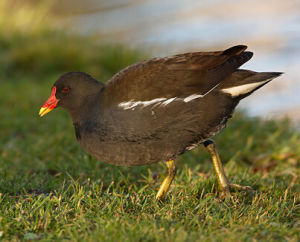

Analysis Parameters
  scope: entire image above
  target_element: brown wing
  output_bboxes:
[103,45,253,105]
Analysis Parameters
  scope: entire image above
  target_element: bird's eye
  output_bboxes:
[62,87,70,93]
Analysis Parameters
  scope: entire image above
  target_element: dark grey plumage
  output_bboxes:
[49,45,281,166]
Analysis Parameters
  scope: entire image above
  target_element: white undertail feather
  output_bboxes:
[221,78,273,97]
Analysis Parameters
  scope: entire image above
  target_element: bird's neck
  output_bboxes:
[68,86,105,125]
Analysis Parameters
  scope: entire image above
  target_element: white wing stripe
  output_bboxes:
[183,94,203,102]
[162,97,177,106]
[118,94,204,110]
[118,98,167,110]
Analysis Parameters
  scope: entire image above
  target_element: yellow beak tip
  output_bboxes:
[39,107,51,117]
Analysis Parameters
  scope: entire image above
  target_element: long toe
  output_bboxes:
[229,184,253,191]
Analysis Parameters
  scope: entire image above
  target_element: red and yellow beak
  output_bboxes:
[39,86,59,117]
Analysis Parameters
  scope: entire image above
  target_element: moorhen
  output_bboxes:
[39,45,281,199]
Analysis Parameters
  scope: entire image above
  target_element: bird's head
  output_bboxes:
[39,72,103,117]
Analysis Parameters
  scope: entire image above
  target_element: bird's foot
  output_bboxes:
[219,183,253,199]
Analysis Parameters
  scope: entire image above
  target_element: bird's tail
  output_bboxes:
[217,70,282,98]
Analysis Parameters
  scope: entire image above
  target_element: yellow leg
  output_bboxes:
[156,160,177,200]
[203,139,252,198]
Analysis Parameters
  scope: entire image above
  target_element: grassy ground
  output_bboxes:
[0,2,299,241]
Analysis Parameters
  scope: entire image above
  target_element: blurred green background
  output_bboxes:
[2,0,300,119]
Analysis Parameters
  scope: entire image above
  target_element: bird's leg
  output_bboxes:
[156,159,177,200]
[203,139,252,198]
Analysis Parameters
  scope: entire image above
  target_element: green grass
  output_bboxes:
[0,1,299,241]
[1,81,299,241]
